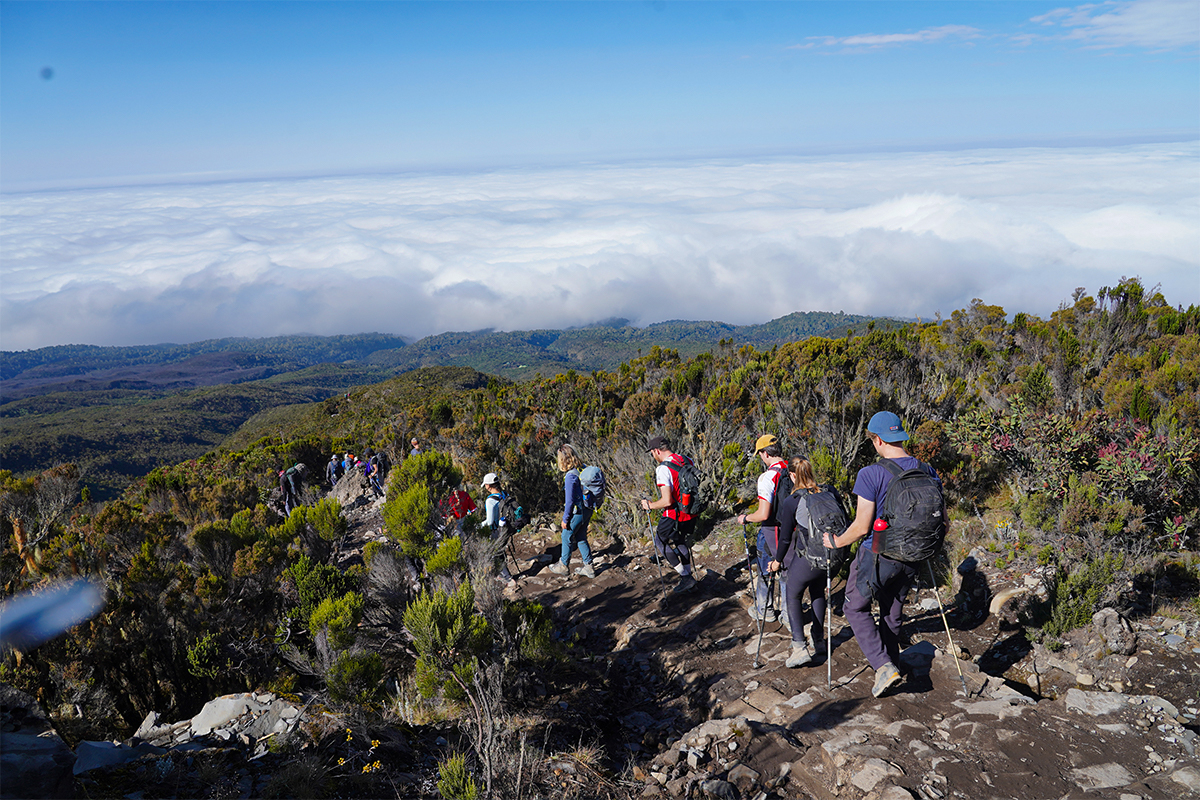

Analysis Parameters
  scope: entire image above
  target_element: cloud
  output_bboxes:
[1,142,1197,351]
[1030,0,1199,50]
[795,24,981,50]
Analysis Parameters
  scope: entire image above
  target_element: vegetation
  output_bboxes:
[1,280,1197,795]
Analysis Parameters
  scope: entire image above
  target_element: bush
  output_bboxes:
[437,753,478,800]
[285,554,355,622]
[187,632,226,679]
[404,583,492,701]
[325,651,383,705]
[1043,551,1125,638]
[309,591,363,651]
[427,537,464,575]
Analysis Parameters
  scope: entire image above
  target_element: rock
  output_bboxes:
[0,684,76,799]
[1167,765,1200,793]
[73,741,165,775]
[1064,688,1130,716]
[852,758,904,792]
[1093,608,1138,656]
[191,693,267,736]
[1071,763,1134,790]
[727,763,760,793]
[699,779,737,800]
[880,787,915,800]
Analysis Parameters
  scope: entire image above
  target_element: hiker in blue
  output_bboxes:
[736,434,789,622]
[549,443,598,579]
[825,411,944,698]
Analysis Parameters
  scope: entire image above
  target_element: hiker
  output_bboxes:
[363,448,384,498]
[549,443,597,578]
[342,452,357,475]
[279,464,304,515]
[640,435,697,593]
[824,411,945,698]
[735,434,790,621]
[769,457,845,668]
[443,485,476,534]
[481,472,516,586]
[409,438,422,457]
[326,453,344,488]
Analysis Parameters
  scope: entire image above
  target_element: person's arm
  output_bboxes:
[827,495,875,549]
[642,482,672,512]
[740,496,771,526]
[769,495,799,573]
[562,473,580,528]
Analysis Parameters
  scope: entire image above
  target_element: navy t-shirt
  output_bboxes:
[852,457,941,549]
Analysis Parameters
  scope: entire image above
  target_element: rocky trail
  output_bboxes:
[6,487,1199,799]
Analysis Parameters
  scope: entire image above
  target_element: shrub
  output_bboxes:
[437,753,478,800]
[326,651,383,705]
[501,599,559,663]
[1043,551,1125,638]
[187,632,226,679]
[309,591,363,651]
[404,583,492,701]
[427,537,464,575]
[285,554,355,622]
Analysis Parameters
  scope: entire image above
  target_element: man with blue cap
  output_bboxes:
[825,411,944,698]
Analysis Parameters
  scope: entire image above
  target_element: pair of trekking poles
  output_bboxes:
[741,522,831,685]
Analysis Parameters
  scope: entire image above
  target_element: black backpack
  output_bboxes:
[665,454,704,517]
[496,492,529,531]
[767,463,793,527]
[873,459,946,563]
[795,487,850,572]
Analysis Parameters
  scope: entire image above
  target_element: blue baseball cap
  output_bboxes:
[867,411,909,442]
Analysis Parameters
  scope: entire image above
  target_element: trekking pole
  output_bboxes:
[752,569,776,669]
[646,509,666,594]
[742,523,763,613]
[825,543,832,690]
[926,560,970,698]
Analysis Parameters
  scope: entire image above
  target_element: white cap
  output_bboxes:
[481,472,499,487]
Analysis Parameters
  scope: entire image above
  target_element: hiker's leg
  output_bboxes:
[493,528,513,581]
[673,519,695,576]
[784,558,810,644]
[655,517,683,568]
[754,528,772,613]
[805,570,827,634]
[559,525,572,565]
[572,509,594,565]
[844,553,889,671]
[877,565,917,667]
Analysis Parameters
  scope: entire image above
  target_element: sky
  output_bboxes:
[1,0,1197,351]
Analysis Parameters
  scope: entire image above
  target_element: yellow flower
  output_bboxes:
[338,758,345,766]
[371,739,380,748]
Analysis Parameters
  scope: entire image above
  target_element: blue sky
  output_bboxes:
[1,1,1197,350]
[4,0,1196,187]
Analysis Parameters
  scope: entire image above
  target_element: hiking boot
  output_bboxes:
[748,606,778,623]
[574,563,596,578]
[785,642,814,668]
[548,561,568,576]
[872,662,901,698]
[673,574,696,593]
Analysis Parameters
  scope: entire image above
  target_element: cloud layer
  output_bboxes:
[2,143,1197,352]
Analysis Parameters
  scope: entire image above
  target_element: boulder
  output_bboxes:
[0,684,75,799]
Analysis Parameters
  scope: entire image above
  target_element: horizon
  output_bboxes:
[2,1,1197,352]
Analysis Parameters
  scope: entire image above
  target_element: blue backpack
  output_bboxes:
[579,466,606,509]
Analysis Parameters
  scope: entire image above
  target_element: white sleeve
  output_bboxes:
[655,463,675,492]
[757,470,777,503]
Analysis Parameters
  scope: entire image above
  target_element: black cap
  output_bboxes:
[646,435,669,452]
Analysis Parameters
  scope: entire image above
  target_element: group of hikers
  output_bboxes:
[287,411,945,699]
[522,411,946,699]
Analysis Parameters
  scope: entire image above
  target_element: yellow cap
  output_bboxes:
[754,434,778,452]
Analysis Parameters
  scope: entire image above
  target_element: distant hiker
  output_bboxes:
[326,453,344,488]
[342,452,357,475]
[373,448,391,483]
[549,443,599,579]
[409,438,422,457]
[824,411,946,698]
[441,485,477,534]
[279,463,305,515]
[640,435,698,593]
[769,457,848,668]
[363,448,384,498]
[481,472,516,586]
[736,434,791,621]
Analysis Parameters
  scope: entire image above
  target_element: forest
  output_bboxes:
[1,278,1197,799]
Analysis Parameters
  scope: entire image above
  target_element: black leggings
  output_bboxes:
[784,555,828,644]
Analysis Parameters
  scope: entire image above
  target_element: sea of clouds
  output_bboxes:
[1,142,1197,352]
